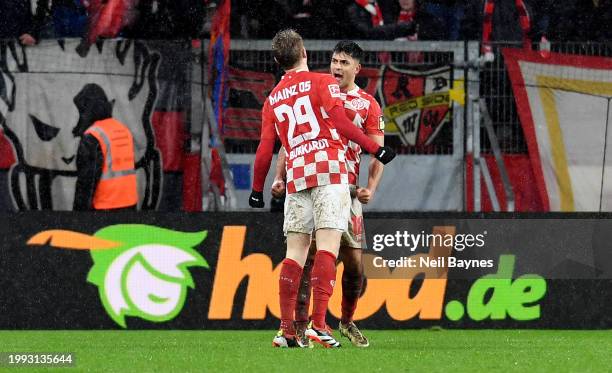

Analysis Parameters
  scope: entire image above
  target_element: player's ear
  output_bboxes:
[355,63,361,75]
[302,47,307,59]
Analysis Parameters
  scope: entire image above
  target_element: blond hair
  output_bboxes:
[271,29,304,70]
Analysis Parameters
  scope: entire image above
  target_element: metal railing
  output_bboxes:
[222,40,467,157]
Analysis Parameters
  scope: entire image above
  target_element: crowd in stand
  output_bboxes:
[0,0,215,43]
[1,0,612,44]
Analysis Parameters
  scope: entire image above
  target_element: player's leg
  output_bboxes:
[274,189,313,348]
[338,198,369,347]
[311,227,342,328]
[294,242,315,345]
[339,246,363,323]
[305,183,351,348]
[338,246,369,347]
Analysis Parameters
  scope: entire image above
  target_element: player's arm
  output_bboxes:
[358,134,384,204]
[319,79,394,164]
[358,100,386,204]
[327,107,393,164]
[271,150,286,198]
[250,104,276,208]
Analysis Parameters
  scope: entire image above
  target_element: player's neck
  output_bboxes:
[285,61,309,74]
[342,82,358,93]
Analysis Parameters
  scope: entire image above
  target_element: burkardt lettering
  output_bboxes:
[289,139,330,160]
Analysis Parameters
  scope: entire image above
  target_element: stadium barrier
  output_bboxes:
[4,39,612,213]
[2,212,611,329]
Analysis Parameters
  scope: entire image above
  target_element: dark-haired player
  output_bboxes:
[249,30,395,348]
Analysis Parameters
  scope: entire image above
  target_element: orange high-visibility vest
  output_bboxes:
[85,118,137,209]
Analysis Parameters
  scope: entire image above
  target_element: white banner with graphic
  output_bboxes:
[504,48,612,211]
[0,39,162,210]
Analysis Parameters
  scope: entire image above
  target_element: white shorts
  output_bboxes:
[283,183,351,236]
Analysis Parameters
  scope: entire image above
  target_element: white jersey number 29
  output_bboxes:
[274,96,320,148]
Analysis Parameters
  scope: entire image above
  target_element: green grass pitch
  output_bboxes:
[2,330,611,372]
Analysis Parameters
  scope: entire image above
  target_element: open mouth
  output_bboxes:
[333,73,343,83]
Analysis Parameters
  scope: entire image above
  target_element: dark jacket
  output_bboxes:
[34,0,88,38]
[381,0,449,40]
[0,0,34,38]
[73,134,104,211]
[346,1,416,39]
[462,0,550,42]
[72,83,137,211]
[127,0,205,39]
[547,0,612,42]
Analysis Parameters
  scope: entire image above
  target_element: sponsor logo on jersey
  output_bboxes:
[328,84,341,97]
[378,115,385,130]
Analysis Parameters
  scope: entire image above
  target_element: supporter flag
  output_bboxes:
[504,48,612,211]
[86,0,137,44]
[209,0,231,135]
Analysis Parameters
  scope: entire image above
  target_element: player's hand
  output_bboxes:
[249,190,265,208]
[357,188,372,204]
[271,179,286,199]
[374,146,396,164]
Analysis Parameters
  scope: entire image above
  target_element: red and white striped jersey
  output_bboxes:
[341,87,385,185]
[261,71,348,194]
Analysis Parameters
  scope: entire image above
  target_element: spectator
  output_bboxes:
[597,0,612,41]
[462,0,551,44]
[347,0,417,39]
[547,0,608,42]
[34,0,89,39]
[73,84,138,211]
[0,0,37,45]
[420,0,465,40]
[230,0,298,39]
[382,0,448,40]
[85,0,139,43]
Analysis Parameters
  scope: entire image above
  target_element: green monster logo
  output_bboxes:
[28,225,208,327]
[445,255,547,321]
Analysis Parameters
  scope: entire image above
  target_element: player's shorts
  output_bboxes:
[283,183,351,236]
[340,195,367,249]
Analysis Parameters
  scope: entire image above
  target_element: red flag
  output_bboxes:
[86,0,137,44]
[209,0,231,134]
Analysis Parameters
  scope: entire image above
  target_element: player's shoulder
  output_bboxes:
[357,88,380,106]
[308,72,340,97]
[266,76,291,106]
[270,75,290,93]
[306,71,336,83]
[346,87,381,111]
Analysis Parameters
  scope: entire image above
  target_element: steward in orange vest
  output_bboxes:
[73,84,138,210]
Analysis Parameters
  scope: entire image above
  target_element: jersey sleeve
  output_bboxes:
[317,74,344,113]
[260,101,277,140]
[364,95,385,136]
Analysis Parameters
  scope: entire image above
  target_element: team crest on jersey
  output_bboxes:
[350,97,367,110]
[378,65,452,147]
